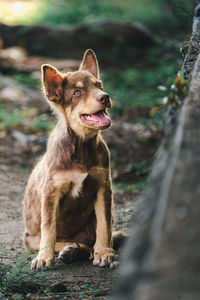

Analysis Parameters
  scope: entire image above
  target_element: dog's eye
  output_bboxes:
[74,90,81,96]
[96,82,102,88]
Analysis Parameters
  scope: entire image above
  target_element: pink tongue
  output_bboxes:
[86,111,110,125]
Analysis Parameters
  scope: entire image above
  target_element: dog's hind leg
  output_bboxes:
[24,230,128,256]
[56,242,91,263]
[24,235,91,263]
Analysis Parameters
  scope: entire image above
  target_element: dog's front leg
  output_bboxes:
[31,185,59,270]
[93,184,115,267]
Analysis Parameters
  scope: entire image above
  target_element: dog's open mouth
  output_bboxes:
[80,109,111,129]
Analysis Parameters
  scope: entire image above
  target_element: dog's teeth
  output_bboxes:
[84,114,92,120]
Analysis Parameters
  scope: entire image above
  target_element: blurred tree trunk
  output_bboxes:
[112,4,200,300]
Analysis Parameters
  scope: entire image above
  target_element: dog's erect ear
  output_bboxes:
[42,64,63,103]
[79,49,99,79]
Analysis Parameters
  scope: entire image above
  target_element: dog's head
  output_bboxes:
[42,49,112,138]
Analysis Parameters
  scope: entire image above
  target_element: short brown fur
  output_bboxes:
[23,49,116,269]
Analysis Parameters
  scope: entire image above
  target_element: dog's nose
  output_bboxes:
[96,93,111,107]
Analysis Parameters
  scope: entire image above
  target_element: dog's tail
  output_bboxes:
[113,230,129,250]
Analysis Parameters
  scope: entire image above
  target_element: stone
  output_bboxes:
[0,21,155,65]
[50,282,67,293]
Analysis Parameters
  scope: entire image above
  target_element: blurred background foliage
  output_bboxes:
[34,0,194,36]
[0,0,194,34]
[0,0,195,124]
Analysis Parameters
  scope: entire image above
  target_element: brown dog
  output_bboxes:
[23,49,117,269]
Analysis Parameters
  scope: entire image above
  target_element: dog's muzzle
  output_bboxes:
[96,93,111,108]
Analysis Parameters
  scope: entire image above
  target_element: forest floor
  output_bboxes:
[0,51,163,299]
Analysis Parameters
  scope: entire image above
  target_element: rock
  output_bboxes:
[0,76,49,112]
[0,46,26,63]
[0,85,23,103]
[18,56,80,74]
[12,131,32,150]
[12,130,47,153]
[102,121,162,182]
[50,282,67,293]
[0,21,155,65]
[110,261,120,270]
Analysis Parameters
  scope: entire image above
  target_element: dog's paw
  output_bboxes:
[93,248,117,267]
[31,253,54,270]
[58,243,80,263]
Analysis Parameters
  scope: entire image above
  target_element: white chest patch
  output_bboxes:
[53,170,88,198]
[70,172,88,198]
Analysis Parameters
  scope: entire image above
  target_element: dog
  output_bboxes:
[23,49,122,270]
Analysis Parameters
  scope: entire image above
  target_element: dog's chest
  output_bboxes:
[53,170,88,198]
[70,171,88,197]
[53,166,108,200]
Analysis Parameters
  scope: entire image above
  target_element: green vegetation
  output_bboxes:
[102,44,182,118]
[0,104,54,132]
[118,208,136,227]
[34,0,163,27]
[115,181,147,194]
[33,114,55,131]
[32,0,193,36]
[79,283,100,297]
[122,210,135,217]
[0,253,46,299]
[17,164,31,177]
[151,71,190,118]
[125,160,148,176]
[12,74,41,88]
[0,106,25,130]
[0,0,193,37]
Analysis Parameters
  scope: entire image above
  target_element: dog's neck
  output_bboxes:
[46,116,101,171]
[48,116,100,152]
[64,117,99,141]
[63,115,100,141]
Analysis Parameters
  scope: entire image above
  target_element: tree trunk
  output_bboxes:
[112,4,200,300]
